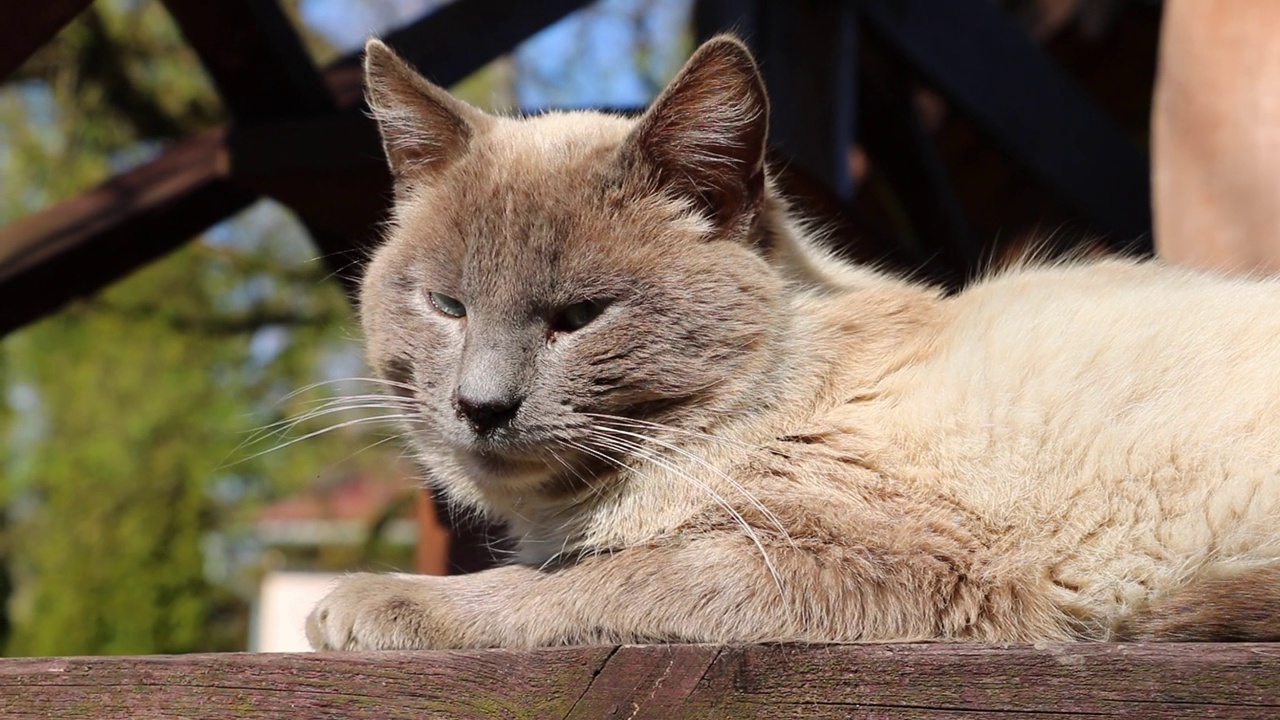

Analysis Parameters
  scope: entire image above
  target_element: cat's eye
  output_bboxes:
[552,299,607,332]
[428,292,466,318]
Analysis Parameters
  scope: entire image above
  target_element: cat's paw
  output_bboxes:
[305,573,466,651]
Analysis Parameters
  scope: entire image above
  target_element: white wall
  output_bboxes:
[251,571,343,652]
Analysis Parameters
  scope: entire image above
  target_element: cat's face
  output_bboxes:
[359,37,779,490]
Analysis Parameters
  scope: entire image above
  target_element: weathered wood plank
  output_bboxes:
[564,644,719,719]
[2,644,1278,719]
[0,646,614,719]
[688,643,1280,718]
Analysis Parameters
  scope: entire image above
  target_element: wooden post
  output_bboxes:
[413,488,449,575]
[1153,0,1280,273]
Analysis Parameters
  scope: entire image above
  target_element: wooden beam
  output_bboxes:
[160,0,335,121]
[755,0,859,200]
[857,40,980,276]
[0,0,93,80]
[693,0,757,44]
[857,0,1153,246]
[2,643,1278,718]
[0,131,254,336]
[224,109,390,259]
[697,0,860,200]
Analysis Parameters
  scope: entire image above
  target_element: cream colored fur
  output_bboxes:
[306,37,1280,650]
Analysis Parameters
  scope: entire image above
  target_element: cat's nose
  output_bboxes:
[453,391,522,433]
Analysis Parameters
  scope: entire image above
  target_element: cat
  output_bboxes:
[305,35,1280,651]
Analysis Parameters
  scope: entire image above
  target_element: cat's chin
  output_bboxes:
[452,449,552,488]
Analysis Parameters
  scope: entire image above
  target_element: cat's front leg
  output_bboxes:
[305,536,814,650]
[305,524,1037,649]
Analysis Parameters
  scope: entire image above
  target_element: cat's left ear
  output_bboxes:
[623,35,769,239]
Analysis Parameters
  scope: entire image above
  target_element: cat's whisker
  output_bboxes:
[587,437,789,605]
[284,393,418,410]
[275,376,417,404]
[290,391,418,411]
[546,441,611,512]
[326,433,406,469]
[588,423,795,549]
[233,399,419,456]
[241,392,416,443]
[537,483,579,572]
[231,414,422,466]
[580,433,789,603]
[246,398,417,441]
[583,412,795,459]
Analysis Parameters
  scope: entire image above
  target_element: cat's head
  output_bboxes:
[359,36,788,495]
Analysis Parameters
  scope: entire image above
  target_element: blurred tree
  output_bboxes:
[0,0,397,655]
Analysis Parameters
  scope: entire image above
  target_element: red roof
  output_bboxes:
[257,469,418,524]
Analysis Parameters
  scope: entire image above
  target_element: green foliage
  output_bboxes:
[0,0,405,656]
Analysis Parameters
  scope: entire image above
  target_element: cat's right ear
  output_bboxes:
[363,39,488,183]
[623,35,769,239]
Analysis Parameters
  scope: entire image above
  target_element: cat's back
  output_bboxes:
[821,259,1280,570]
[871,258,1280,482]
[936,259,1280,428]
[806,259,1280,631]
[813,258,1280,476]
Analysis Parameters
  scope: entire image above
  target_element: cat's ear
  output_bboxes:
[624,35,769,237]
[363,39,488,183]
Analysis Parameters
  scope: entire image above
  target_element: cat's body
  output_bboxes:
[306,37,1280,650]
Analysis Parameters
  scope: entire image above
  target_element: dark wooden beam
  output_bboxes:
[755,0,859,200]
[224,109,389,265]
[3,643,1279,718]
[0,0,93,80]
[160,0,335,121]
[0,132,253,336]
[857,40,980,276]
[856,0,1153,247]
[693,0,758,44]
[697,0,860,200]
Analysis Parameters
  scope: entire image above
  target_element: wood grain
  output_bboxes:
[0,131,255,336]
[0,646,613,719]
[2,643,1278,719]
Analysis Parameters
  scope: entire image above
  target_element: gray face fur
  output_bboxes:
[359,38,784,492]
